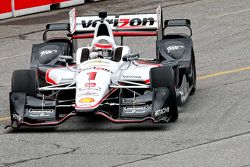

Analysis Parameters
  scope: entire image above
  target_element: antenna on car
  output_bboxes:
[99,12,107,22]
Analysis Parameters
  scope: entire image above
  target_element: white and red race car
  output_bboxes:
[6,6,196,128]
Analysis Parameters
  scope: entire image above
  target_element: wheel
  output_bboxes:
[189,49,196,95]
[150,66,178,122]
[12,70,37,96]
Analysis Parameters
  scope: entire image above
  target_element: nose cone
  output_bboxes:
[75,85,109,111]
[75,70,111,111]
[75,59,120,111]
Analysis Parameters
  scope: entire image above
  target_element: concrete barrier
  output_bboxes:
[13,0,52,17]
[0,0,13,19]
[54,0,85,8]
[0,0,91,20]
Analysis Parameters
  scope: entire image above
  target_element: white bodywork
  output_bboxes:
[75,59,120,110]
[45,56,159,111]
[44,15,161,112]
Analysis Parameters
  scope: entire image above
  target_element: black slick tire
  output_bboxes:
[11,70,37,96]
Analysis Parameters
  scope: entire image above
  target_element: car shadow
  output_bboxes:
[5,116,172,133]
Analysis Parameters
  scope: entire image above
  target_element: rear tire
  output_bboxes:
[150,66,178,122]
[11,70,37,96]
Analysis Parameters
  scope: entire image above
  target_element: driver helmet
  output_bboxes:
[93,38,113,59]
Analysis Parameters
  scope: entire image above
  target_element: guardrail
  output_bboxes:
[0,0,85,20]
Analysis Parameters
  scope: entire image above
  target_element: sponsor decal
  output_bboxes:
[85,59,110,64]
[29,109,54,114]
[167,45,184,52]
[82,16,155,29]
[124,107,147,114]
[77,103,92,107]
[85,83,96,87]
[79,97,95,103]
[77,91,99,97]
[60,78,74,83]
[79,67,111,73]
[94,67,111,72]
[79,67,91,72]
[40,50,58,56]
[79,87,102,92]
[28,109,55,117]
[123,76,142,79]
[154,108,169,117]
[124,54,139,61]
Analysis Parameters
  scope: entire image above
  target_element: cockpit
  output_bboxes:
[76,14,131,64]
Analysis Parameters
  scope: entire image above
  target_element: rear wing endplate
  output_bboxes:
[164,19,192,37]
[43,23,70,41]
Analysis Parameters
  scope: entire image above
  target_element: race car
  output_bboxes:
[6,6,196,128]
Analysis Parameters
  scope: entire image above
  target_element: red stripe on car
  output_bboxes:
[95,43,113,49]
[45,68,57,85]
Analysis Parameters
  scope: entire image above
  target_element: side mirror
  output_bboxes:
[122,53,139,61]
[58,55,73,63]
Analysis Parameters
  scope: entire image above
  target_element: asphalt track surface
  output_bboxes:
[1,0,250,166]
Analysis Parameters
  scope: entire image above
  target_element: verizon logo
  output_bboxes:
[82,17,155,28]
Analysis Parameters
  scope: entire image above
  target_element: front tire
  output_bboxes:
[11,70,37,96]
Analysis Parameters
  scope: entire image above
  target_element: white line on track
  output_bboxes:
[209,8,250,19]
[0,53,29,61]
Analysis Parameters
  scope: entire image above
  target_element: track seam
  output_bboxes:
[240,164,250,167]
[0,30,44,40]
[1,146,80,167]
[0,53,29,61]
[112,130,250,167]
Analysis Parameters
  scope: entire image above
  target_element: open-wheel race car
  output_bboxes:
[6,6,196,129]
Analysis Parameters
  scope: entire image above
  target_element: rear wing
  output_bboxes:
[69,6,163,38]
[42,6,192,41]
